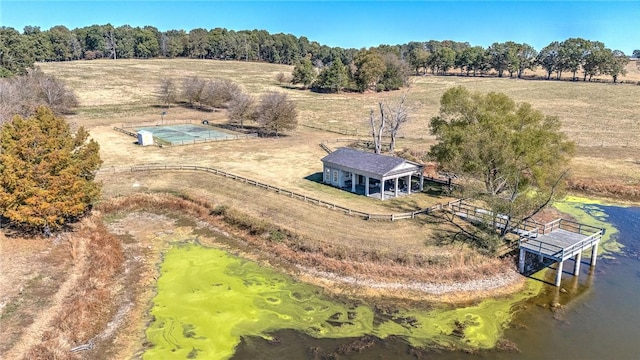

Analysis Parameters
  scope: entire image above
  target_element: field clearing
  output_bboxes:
[38,59,640,197]
[41,59,640,149]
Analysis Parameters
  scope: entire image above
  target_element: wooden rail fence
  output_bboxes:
[113,127,137,138]
[98,164,448,221]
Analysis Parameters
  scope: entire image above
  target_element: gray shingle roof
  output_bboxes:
[322,147,418,177]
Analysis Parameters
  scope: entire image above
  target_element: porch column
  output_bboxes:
[590,243,598,268]
[365,176,370,196]
[380,177,385,201]
[419,172,424,191]
[405,175,411,194]
[351,172,356,193]
[573,252,582,276]
[394,177,399,197]
[323,165,328,183]
[555,260,564,287]
[518,248,526,273]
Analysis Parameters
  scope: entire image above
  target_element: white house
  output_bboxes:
[321,147,424,200]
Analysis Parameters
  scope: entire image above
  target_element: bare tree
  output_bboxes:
[181,76,206,108]
[157,78,178,108]
[369,93,410,154]
[105,30,117,59]
[386,93,409,152]
[201,79,240,108]
[36,72,78,114]
[369,106,385,154]
[228,90,255,127]
[255,92,298,136]
[275,72,287,84]
[0,69,78,123]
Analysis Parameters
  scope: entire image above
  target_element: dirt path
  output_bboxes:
[3,236,87,359]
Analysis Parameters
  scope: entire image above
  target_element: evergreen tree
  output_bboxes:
[291,57,316,88]
[313,59,348,92]
[0,106,102,232]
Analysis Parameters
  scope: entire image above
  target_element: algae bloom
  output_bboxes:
[144,244,536,359]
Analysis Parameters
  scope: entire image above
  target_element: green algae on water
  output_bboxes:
[144,244,538,359]
[554,196,623,255]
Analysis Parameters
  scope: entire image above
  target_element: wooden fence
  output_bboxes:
[113,127,137,138]
[98,164,446,221]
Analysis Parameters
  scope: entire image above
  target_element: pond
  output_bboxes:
[143,199,639,359]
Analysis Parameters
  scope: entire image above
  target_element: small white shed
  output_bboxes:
[137,130,154,146]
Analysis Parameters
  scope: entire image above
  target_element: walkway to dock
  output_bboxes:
[448,200,605,287]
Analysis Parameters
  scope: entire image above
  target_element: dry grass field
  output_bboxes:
[40,58,640,191]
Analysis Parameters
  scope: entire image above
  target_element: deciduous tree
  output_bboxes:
[157,78,178,108]
[354,49,385,92]
[254,92,298,136]
[227,90,255,127]
[368,93,410,153]
[0,69,78,123]
[537,42,562,80]
[201,79,240,108]
[429,86,574,238]
[603,49,629,83]
[0,106,102,232]
[181,76,206,108]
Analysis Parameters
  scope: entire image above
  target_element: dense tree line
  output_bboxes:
[0,24,632,85]
[0,24,355,76]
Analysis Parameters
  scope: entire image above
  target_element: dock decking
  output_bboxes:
[448,200,605,287]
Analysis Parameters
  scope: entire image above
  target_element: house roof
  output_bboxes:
[322,147,421,178]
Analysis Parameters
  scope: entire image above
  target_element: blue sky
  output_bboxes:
[1,1,638,54]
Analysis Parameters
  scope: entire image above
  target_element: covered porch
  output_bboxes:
[321,148,424,200]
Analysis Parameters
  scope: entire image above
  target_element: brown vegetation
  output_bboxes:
[1,214,124,360]
[0,68,78,123]
[98,193,512,287]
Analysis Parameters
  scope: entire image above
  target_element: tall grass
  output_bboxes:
[23,217,124,360]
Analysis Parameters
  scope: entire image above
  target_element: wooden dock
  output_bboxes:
[448,200,605,287]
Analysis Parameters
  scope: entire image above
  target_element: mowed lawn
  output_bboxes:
[40,59,640,188]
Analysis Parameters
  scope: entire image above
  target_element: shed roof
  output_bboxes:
[322,147,420,178]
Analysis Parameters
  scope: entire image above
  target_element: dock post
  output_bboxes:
[573,252,582,276]
[555,261,564,287]
[590,243,599,268]
[518,248,526,273]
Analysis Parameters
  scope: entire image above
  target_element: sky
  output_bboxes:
[0,1,638,55]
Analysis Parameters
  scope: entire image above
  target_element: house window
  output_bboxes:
[333,170,338,183]
[325,168,331,182]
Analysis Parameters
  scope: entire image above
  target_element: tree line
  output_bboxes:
[0,23,635,85]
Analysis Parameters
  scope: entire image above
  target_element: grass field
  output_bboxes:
[40,59,640,188]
